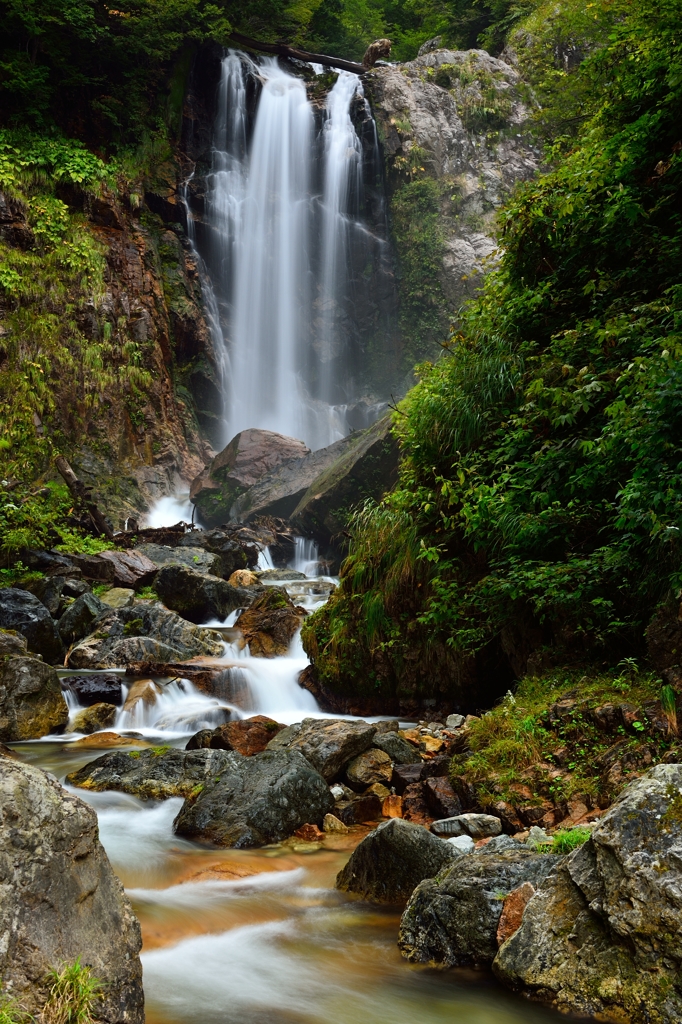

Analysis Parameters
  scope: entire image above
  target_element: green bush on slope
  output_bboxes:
[302,0,682,707]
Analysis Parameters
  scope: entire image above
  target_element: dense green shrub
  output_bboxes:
[303,0,682,703]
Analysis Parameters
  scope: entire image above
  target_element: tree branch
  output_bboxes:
[228,32,366,75]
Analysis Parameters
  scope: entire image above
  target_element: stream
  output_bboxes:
[16,563,564,1024]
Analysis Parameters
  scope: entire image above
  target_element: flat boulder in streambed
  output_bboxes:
[0,757,144,1023]
[336,818,460,903]
[65,603,223,669]
[65,672,123,706]
[0,656,69,741]
[0,587,63,663]
[399,837,554,968]
[173,748,334,848]
[67,746,235,800]
[283,717,378,780]
[494,764,682,1022]
[153,564,257,624]
[190,429,310,528]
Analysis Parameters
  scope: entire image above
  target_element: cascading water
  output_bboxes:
[197,52,386,451]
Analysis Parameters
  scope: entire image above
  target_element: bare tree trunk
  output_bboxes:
[229,32,366,74]
[54,456,115,541]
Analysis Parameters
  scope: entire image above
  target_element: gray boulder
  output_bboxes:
[191,429,310,528]
[58,592,105,644]
[136,542,220,575]
[494,764,682,1022]
[65,604,223,668]
[0,628,27,658]
[373,730,422,764]
[153,564,256,623]
[65,673,123,706]
[229,432,362,524]
[0,588,63,663]
[0,758,143,1023]
[290,415,399,549]
[336,818,460,902]
[399,844,555,967]
[430,812,502,838]
[67,747,234,800]
[173,748,334,847]
[0,656,69,741]
[285,717,377,780]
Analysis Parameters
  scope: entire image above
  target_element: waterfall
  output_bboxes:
[198,53,383,452]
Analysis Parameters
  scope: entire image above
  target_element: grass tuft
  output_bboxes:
[42,958,102,1024]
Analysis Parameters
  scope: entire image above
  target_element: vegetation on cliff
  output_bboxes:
[303,0,682,708]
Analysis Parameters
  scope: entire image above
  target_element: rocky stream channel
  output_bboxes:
[4,560,566,1024]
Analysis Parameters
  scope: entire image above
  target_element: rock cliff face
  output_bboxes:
[365,48,538,377]
[0,757,144,1023]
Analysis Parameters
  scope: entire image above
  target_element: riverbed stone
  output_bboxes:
[58,591,105,644]
[494,763,682,1022]
[286,717,377,780]
[99,587,135,609]
[64,672,123,706]
[335,791,383,825]
[65,604,223,668]
[346,747,393,790]
[67,702,118,734]
[153,564,255,623]
[122,678,161,713]
[235,587,306,657]
[136,543,219,575]
[398,844,555,967]
[372,730,422,764]
[0,656,69,741]
[0,758,144,1023]
[207,715,283,755]
[0,588,63,663]
[496,881,536,946]
[67,746,235,799]
[336,818,460,903]
[423,776,462,819]
[173,748,334,847]
[0,628,27,658]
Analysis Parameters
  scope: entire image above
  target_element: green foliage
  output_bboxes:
[0,484,72,561]
[550,826,591,853]
[42,958,102,1024]
[304,0,682,702]
[0,989,32,1024]
[135,585,157,600]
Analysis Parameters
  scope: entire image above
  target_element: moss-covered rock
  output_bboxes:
[0,656,69,741]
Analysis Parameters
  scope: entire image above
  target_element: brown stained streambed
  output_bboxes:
[17,739,566,1024]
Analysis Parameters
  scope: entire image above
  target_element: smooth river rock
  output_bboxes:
[0,656,69,741]
[67,747,235,800]
[336,819,459,902]
[173,748,334,847]
[399,840,555,967]
[285,717,378,780]
[494,764,682,1022]
[0,587,63,663]
[372,730,422,764]
[0,757,144,1023]
[153,564,256,623]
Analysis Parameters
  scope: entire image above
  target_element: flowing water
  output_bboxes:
[18,569,566,1024]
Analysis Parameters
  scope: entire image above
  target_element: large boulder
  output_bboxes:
[58,592,106,645]
[136,542,220,575]
[173,748,334,847]
[284,717,377,780]
[494,764,682,1022]
[67,549,157,589]
[179,526,261,578]
[372,730,422,764]
[0,656,69,740]
[0,588,63,663]
[67,702,118,734]
[67,747,234,799]
[290,415,399,549]
[229,432,362,524]
[153,564,255,624]
[191,429,310,527]
[235,587,306,657]
[336,818,460,902]
[0,628,27,658]
[0,758,144,1023]
[199,715,283,755]
[65,604,223,669]
[399,839,555,967]
[65,673,124,706]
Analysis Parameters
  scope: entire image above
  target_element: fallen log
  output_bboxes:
[229,32,369,74]
[54,455,115,541]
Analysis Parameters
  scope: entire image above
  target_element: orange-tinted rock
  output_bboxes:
[402,782,433,826]
[382,794,403,818]
[210,715,283,755]
[294,823,324,841]
[228,569,260,587]
[235,588,306,658]
[71,731,148,749]
[496,881,536,946]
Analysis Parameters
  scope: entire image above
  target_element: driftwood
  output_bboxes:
[54,455,115,541]
[229,32,376,75]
